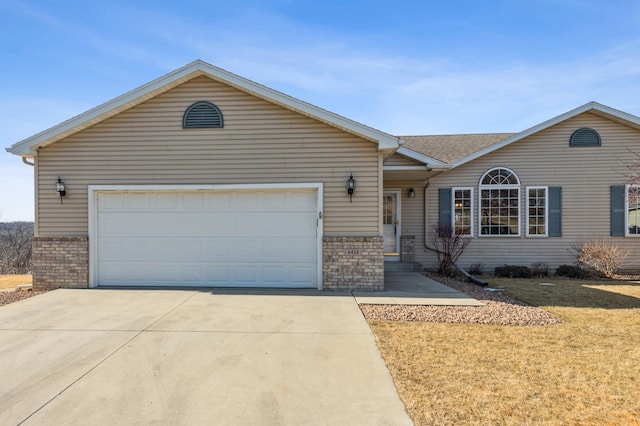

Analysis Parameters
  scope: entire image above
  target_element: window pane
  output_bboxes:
[480,184,519,236]
[527,187,547,236]
[628,186,640,235]
[453,189,472,235]
[383,195,394,225]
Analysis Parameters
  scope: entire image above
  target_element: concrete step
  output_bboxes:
[384,262,423,272]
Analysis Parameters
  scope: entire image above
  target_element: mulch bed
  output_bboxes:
[360,275,562,326]
[0,289,48,306]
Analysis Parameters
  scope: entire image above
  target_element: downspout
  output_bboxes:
[22,157,35,166]
[423,174,488,286]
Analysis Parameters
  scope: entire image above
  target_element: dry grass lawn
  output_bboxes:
[0,274,32,290]
[370,277,640,425]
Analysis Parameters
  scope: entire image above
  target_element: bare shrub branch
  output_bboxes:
[429,224,470,276]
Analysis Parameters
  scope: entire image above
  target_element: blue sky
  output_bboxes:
[1,0,640,220]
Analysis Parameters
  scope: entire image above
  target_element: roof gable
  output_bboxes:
[449,102,640,168]
[7,60,399,156]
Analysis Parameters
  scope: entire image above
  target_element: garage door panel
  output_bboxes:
[262,265,286,283]
[287,192,317,210]
[235,192,260,209]
[290,266,315,285]
[154,264,182,281]
[99,215,128,236]
[128,193,151,209]
[206,193,232,210]
[182,193,206,209]
[96,189,319,288]
[207,265,231,283]
[287,239,317,260]
[181,265,205,283]
[100,193,126,210]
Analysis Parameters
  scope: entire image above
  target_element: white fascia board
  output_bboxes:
[383,165,433,171]
[449,101,640,168]
[88,183,324,193]
[8,63,204,156]
[396,146,449,168]
[8,60,399,156]
[197,61,399,149]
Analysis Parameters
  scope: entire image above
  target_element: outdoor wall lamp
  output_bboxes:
[346,173,356,202]
[408,188,416,198]
[56,177,66,204]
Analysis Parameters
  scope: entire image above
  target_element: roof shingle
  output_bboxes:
[399,133,515,164]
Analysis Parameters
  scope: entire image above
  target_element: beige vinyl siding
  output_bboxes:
[418,112,640,271]
[36,76,380,236]
[385,153,424,166]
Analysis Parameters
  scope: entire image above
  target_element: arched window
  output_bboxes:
[183,101,223,128]
[479,167,520,236]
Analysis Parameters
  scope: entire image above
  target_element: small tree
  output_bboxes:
[0,222,34,274]
[429,224,470,276]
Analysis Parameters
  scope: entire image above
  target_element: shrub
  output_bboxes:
[570,240,628,278]
[469,263,484,276]
[555,264,588,279]
[494,265,532,278]
[531,261,549,277]
[429,225,470,276]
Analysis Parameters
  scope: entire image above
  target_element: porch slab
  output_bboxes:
[353,272,484,306]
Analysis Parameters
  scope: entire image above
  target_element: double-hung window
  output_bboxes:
[452,187,473,236]
[626,184,640,236]
[526,186,548,237]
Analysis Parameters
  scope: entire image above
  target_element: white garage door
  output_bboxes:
[94,188,319,288]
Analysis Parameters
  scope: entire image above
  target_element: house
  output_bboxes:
[7,60,640,291]
[385,104,640,273]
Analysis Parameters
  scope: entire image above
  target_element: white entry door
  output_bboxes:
[383,190,400,255]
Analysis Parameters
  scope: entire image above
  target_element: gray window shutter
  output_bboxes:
[548,187,562,237]
[611,185,626,237]
[439,188,452,228]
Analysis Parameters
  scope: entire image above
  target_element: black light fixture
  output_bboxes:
[56,177,66,204]
[346,173,356,202]
[408,188,416,199]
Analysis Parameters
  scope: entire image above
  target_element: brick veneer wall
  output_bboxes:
[400,235,415,262]
[323,236,384,291]
[32,236,89,290]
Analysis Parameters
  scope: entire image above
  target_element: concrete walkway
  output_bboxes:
[0,289,412,425]
[354,272,483,306]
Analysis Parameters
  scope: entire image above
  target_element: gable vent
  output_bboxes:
[570,128,601,147]
[183,101,223,128]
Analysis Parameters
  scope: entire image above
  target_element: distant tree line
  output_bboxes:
[0,222,34,274]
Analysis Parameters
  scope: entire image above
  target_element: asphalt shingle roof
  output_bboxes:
[399,133,516,164]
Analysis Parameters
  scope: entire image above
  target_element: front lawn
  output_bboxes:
[369,277,640,425]
[0,274,32,290]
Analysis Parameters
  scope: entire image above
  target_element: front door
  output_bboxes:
[383,190,400,257]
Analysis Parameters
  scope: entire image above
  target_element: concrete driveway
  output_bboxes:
[0,289,412,425]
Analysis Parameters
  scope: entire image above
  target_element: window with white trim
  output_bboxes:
[526,186,548,237]
[452,187,473,236]
[626,184,640,236]
[479,168,520,236]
